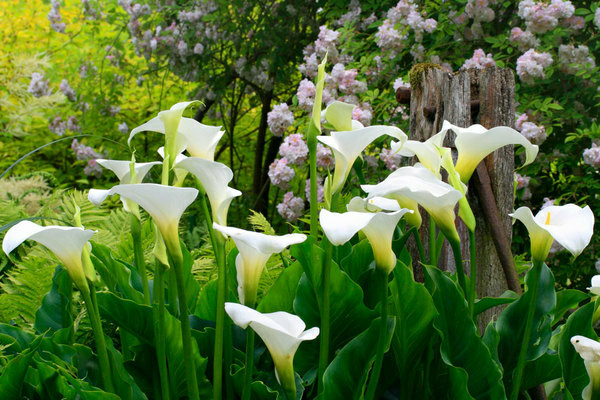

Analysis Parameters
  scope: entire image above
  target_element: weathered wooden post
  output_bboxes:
[405,64,522,328]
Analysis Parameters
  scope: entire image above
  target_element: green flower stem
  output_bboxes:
[448,238,468,299]
[308,129,318,238]
[435,233,446,265]
[317,237,333,395]
[167,270,178,316]
[429,218,437,265]
[364,268,389,400]
[83,285,115,393]
[153,260,170,400]
[131,214,150,304]
[468,230,477,317]
[164,237,200,400]
[510,260,543,400]
[242,326,255,400]
[213,234,227,400]
[412,228,426,263]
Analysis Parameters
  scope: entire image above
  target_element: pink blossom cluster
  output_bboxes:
[235,58,272,90]
[393,77,410,91]
[277,192,304,222]
[108,105,120,116]
[71,139,107,177]
[557,44,595,75]
[279,134,308,165]
[583,143,600,169]
[79,61,97,78]
[82,0,102,20]
[515,172,532,200]
[596,8,600,29]
[330,63,367,95]
[517,0,574,34]
[316,143,334,169]
[352,103,373,126]
[465,0,496,23]
[305,178,325,203]
[299,26,340,78]
[28,73,51,97]
[375,20,407,54]
[59,79,76,101]
[516,113,547,145]
[379,148,402,171]
[267,103,295,137]
[118,122,129,134]
[49,116,66,136]
[48,0,66,33]
[268,158,295,189]
[461,49,496,70]
[562,15,585,30]
[516,49,553,84]
[509,28,540,51]
[334,0,362,27]
[297,79,316,111]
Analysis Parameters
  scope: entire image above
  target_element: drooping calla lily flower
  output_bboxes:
[318,125,407,195]
[129,101,225,162]
[323,101,364,132]
[509,204,594,263]
[390,130,446,177]
[361,165,463,243]
[588,276,600,296]
[3,221,95,294]
[438,120,539,183]
[88,183,198,247]
[174,157,241,226]
[571,336,600,400]
[319,197,412,273]
[213,223,306,306]
[225,302,319,399]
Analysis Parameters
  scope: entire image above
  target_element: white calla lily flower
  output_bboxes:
[571,336,600,400]
[510,204,594,263]
[96,159,161,184]
[213,224,306,306]
[390,130,446,177]
[438,121,538,182]
[324,101,356,132]
[588,276,600,296]
[320,197,412,273]
[318,125,407,194]
[88,184,198,246]
[174,157,241,226]
[361,165,463,243]
[3,221,95,294]
[225,302,319,398]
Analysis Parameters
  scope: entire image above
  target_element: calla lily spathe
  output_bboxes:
[323,101,364,132]
[318,125,408,194]
[320,197,412,273]
[175,157,241,226]
[571,336,600,400]
[88,183,198,245]
[361,165,463,242]
[225,302,319,399]
[213,223,306,306]
[390,130,446,177]
[510,204,594,263]
[3,221,95,294]
[129,101,225,161]
[588,276,600,296]
[439,121,538,182]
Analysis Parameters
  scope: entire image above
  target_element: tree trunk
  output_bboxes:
[252,91,273,211]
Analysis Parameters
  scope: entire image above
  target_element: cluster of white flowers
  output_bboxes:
[59,79,77,101]
[279,134,309,165]
[305,178,325,203]
[465,0,496,23]
[118,122,129,134]
[393,77,410,91]
[515,172,532,200]
[28,73,51,97]
[267,103,295,137]
[277,192,304,221]
[516,113,547,145]
[268,158,295,189]
[516,49,553,84]
[379,148,402,171]
[517,0,574,34]
[583,143,600,169]
[48,0,66,33]
[509,28,540,51]
[461,49,496,70]
[557,44,596,75]
[296,79,316,111]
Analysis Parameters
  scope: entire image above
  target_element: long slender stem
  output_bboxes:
[213,234,227,400]
[242,328,255,400]
[364,269,388,400]
[429,218,437,265]
[83,286,115,393]
[510,261,543,400]
[167,271,178,316]
[317,237,333,395]
[412,228,426,263]
[165,238,199,400]
[153,260,170,400]
[131,214,150,304]
[448,238,468,299]
[468,230,477,317]
[308,132,318,238]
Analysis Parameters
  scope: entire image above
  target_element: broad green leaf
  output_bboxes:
[474,291,518,317]
[258,260,303,314]
[34,265,73,339]
[559,301,597,399]
[553,289,589,325]
[195,279,218,321]
[230,363,279,399]
[425,266,506,399]
[522,352,562,390]
[339,239,374,284]
[105,338,148,400]
[0,335,43,398]
[91,242,144,303]
[323,317,395,400]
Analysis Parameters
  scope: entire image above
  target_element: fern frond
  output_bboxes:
[247,210,275,235]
